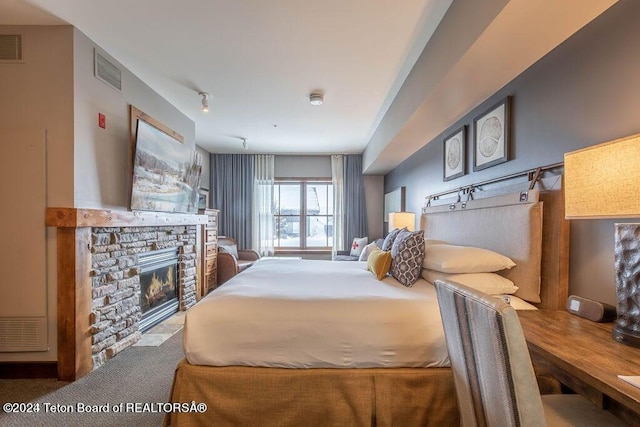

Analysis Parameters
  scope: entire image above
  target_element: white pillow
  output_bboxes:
[358,241,378,262]
[350,236,368,257]
[496,294,538,310]
[425,238,447,245]
[422,270,519,295]
[424,244,515,273]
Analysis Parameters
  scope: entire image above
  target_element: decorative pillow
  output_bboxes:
[496,294,538,310]
[390,230,426,287]
[358,241,379,262]
[422,270,519,295]
[425,238,447,246]
[218,241,239,259]
[367,249,392,280]
[424,244,515,273]
[350,236,368,257]
[381,227,406,251]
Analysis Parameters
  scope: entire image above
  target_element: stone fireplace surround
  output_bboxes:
[90,225,196,370]
[46,208,207,381]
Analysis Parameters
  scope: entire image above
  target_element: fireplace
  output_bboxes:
[46,207,205,380]
[138,248,179,333]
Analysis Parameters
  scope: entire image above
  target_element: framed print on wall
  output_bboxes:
[443,126,466,181]
[473,96,511,171]
[198,188,209,210]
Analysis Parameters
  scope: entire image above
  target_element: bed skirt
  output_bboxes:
[165,359,458,426]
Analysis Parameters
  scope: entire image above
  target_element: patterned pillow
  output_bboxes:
[350,236,368,257]
[381,227,406,251]
[390,230,425,287]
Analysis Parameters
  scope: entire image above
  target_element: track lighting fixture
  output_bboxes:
[199,92,209,112]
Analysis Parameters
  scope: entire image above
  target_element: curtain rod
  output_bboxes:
[425,162,564,202]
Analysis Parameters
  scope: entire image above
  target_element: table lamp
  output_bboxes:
[388,212,415,231]
[564,133,640,347]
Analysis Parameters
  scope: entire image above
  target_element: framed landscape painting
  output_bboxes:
[473,96,511,171]
[443,126,466,181]
[130,119,202,213]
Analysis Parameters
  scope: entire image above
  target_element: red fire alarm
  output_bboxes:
[98,113,106,129]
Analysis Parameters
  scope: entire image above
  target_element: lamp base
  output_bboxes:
[614,223,640,348]
[612,325,640,348]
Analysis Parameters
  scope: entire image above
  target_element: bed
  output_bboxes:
[166,177,568,426]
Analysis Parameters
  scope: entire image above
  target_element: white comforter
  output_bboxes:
[183,259,449,368]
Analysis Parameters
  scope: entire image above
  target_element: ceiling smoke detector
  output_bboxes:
[309,92,324,106]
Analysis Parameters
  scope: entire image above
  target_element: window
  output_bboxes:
[274,180,333,249]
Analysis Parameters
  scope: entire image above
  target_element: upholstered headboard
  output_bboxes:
[421,174,569,310]
[422,190,543,303]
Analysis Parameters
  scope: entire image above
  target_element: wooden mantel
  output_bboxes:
[46,207,208,228]
[46,207,207,380]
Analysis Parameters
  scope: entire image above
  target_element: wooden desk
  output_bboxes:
[519,310,640,424]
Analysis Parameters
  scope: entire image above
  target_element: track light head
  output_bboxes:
[199,92,209,112]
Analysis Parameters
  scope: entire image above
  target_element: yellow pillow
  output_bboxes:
[367,249,392,280]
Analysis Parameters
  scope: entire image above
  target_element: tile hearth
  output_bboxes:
[133,311,185,347]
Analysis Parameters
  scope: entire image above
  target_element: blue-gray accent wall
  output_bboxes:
[385,0,640,305]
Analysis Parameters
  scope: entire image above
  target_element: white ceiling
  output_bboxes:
[1,0,619,175]
[0,0,452,157]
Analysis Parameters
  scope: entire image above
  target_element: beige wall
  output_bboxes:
[73,29,195,209]
[0,25,195,362]
[275,155,331,179]
[0,25,74,361]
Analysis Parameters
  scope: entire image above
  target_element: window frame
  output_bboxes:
[274,178,333,251]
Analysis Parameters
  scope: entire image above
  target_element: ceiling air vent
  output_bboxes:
[0,35,22,61]
[94,49,122,91]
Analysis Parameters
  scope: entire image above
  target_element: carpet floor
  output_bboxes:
[0,327,184,426]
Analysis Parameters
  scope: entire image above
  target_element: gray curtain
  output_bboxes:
[211,154,254,249]
[343,154,368,248]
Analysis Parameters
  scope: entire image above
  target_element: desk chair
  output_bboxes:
[434,279,626,426]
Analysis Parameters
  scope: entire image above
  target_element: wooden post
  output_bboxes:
[56,227,92,381]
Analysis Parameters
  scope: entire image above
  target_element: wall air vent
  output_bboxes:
[0,317,48,352]
[0,35,22,61]
[94,49,122,91]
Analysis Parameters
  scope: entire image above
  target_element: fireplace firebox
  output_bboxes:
[138,247,179,332]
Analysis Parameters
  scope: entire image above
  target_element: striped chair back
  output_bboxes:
[434,279,546,427]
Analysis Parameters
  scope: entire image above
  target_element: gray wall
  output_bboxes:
[385,1,640,305]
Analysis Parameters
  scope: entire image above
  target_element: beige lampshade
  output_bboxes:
[389,212,415,231]
[564,133,640,219]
